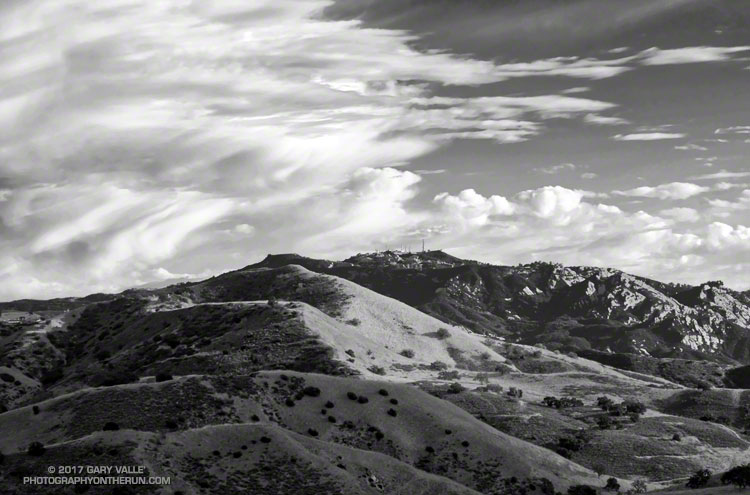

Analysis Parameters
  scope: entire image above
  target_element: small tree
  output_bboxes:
[593,462,606,478]
[436,328,451,340]
[448,382,465,394]
[605,477,620,492]
[27,441,46,456]
[721,464,750,489]
[597,415,613,430]
[631,479,647,494]
[686,469,711,489]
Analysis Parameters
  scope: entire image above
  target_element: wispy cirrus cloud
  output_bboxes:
[638,46,750,65]
[612,132,686,141]
[534,163,577,175]
[689,170,750,180]
[584,113,629,126]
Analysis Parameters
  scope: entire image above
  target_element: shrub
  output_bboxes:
[307,428,318,437]
[267,297,277,307]
[165,419,178,429]
[597,396,614,410]
[438,370,460,380]
[399,349,415,359]
[448,382,465,394]
[32,405,40,415]
[357,396,369,404]
[672,433,681,442]
[593,463,606,478]
[686,468,711,488]
[387,408,397,417]
[284,398,295,407]
[568,485,597,495]
[368,365,386,375]
[378,389,389,396]
[429,360,449,371]
[102,422,120,431]
[597,415,613,430]
[436,328,451,340]
[302,386,321,397]
[605,477,620,492]
[155,372,173,382]
[27,441,46,456]
[347,392,358,401]
[345,349,355,357]
[345,318,361,326]
[631,479,647,493]
[390,398,398,405]
[721,464,750,489]
[622,400,646,414]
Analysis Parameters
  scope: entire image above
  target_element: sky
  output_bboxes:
[0,0,749,300]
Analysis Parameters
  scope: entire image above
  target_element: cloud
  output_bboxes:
[534,163,576,175]
[414,169,446,175]
[581,173,598,180]
[584,113,629,126]
[674,143,708,151]
[688,170,750,180]
[0,0,631,299]
[613,182,710,200]
[434,189,515,228]
[639,46,750,65]
[612,133,686,141]
[234,224,255,235]
[659,207,700,223]
[715,126,750,135]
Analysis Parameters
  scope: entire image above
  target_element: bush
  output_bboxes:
[387,408,397,417]
[597,415,613,430]
[155,372,173,382]
[597,396,614,410]
[631,479,647,493]
[568,485,596,495]
[721,464,750,489]
[302,386,321,397]
[672,433,682,442]
[102,422,120,431]
[605,477,620,492]
[686,468,711,488]
[399,349,415,359]
[345,318,361,326]
[448,382,466,394]
[32,405,40,415]
[378,389,388,396]
[27,441,46,456]
[347,392,358,401]
[368,365,386,375]
[437,370,460,380]
[436,328,451,340]
[429,360,449,371]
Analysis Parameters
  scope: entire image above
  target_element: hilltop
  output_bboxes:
[1,253,749,493]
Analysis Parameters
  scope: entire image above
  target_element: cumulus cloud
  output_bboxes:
[659,207,700,223]
[612,132,686,141]
[613,182,710,200]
